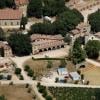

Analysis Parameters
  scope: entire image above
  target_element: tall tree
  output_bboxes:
[71,38,86,64]
[88,9,100,32]
[27,0,42,18]
[20,16,28,30]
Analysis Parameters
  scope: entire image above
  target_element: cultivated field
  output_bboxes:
[48,86,100,100]
[0,84,33,100]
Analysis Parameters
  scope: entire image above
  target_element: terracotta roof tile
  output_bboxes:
[0,9,23,20]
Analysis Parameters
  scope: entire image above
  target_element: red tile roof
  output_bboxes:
[0,9,23,20]
[15,0,29,6]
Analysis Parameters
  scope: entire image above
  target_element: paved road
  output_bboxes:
[1,80,100,88]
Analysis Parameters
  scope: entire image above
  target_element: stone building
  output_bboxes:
[70,22,91,45]
[0,41,12,57]
[0,9,23,27]
[31,34,65,54]
[85,32,100,44]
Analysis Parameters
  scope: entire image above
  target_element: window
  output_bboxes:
[17,22,19,25]
[11,22,13,25]
[5,22,7,25]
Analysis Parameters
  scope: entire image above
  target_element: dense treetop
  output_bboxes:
[85,40,100,59]
[71,38,86,64]
[88,9,100,32]
[8,34,32,56]
[27,0,66,18]
[0,0,15,8]
[30,8,83,36]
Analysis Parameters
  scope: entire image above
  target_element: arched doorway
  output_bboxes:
[39,49,42,52]
[48,47,51,50]
[57,46,60,49]
[52,47,56,50]
[44,48,47,51]
[61,45,64,48]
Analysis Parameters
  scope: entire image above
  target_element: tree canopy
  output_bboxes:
[30,8,83,36]
[20,16,28,30]
[85,40,100,59]
[0,0,14,8]
[27,0,42,18]
[27,0,66,18]
[8,34,32,56]
[71,38,86,64]
[88,9,100,32]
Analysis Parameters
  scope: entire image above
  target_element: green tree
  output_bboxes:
[20,16,28,30]
[0,1,6,8]
[30,22,55,35]
[59,60,66,68]
[27,0,42,18]
[15,68,21,75]
[53,8,83,36]
[46,95,53,100]
[24,65,30,71]
[71,38,86,64]
[43,0,66,16]
[0,0,14,8]
[8,34,32,56]
[47,60,53,68]
[85,40,100,59]
[88,9,100,32]
[27,69,34,77]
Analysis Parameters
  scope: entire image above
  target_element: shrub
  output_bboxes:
[25,83,29,88]
[27,69,34,77]
[55,77,59,83]
[0,75,3,80]
[15,68,21,75]
[42,90,47,97]
[32,76,36,80]
[9,81,13,85]
[46,95,53,100]
[19,75,24,80]
[37,82,41,87]
[7,75,12,80]
[24,65,30,71]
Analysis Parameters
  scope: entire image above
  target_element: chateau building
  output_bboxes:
[31,34,65,54]
[0,9,23,27]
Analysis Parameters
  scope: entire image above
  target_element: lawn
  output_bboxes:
[80,63,100,85]
[0,84,33,100]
